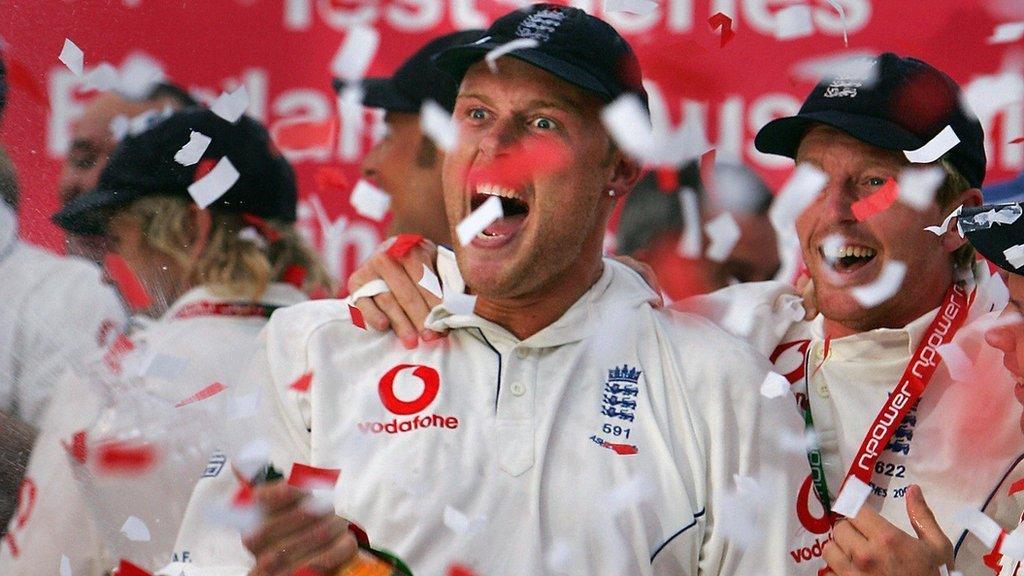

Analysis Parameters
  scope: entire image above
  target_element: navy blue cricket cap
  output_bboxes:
[53,107,297,235]
[433,3,648,109]
[755,52,986,188]
[333,29,486,113]
[962,203,1024,274]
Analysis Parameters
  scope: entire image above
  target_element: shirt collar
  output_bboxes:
[425,247,660,348]
[161,282,308,322]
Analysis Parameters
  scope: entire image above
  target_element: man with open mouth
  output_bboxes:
[168,4,815,576]
[347,52,1024,575]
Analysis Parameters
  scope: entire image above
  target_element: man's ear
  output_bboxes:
[607,154,643,198]
[942,187,983,253]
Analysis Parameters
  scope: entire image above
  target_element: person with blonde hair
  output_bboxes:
[0,107,330,575]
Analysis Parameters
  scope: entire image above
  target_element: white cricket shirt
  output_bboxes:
[678,271,1023,575]
[165,249,816,576]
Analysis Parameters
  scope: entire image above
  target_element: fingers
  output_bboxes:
[801,277,819,320]
[245,482,359,576]
[346,257,392,332]
[822,539,856,575]
[906,485,954,564]
[832,518,873,570]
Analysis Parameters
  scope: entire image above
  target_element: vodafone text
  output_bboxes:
[357,413,459,434]
[790,535,832,564]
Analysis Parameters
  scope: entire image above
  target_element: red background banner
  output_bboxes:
[3,0,1023,284]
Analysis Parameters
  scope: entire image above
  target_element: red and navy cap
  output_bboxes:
[755,53,986,188]
[333,29,486,114]
[433,3,648,109]
[53,107,297,235]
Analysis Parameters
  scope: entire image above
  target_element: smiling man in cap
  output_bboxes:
[169,4,813,576]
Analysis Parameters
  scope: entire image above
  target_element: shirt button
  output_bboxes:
[817,382,830,398]
[515,348,529,359]
[511,382,525,396]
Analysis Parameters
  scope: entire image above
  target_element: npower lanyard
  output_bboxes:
[797,283,974,524]
[171,301,282,321]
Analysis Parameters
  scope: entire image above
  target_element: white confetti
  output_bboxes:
[331,25,380,81]
[954,508,1003,549]
[83,62,118,92]
[227,391,260,420]
[233,439,270,482]
[545,539,575,573]
[850,261,907,307]
[210,86,250,124]
[770,163,828,283]
[677,188,702,258]
[988,22,1024,44]
[897,165,945,211]
[832,476,872,518]
[825,0,849,46]
[302,489,336,516]
[60,555,72,576]
[128,107,172,136]
[603,0,658,15]
[59,38,84,77]
[600,94,708,166]
[187,157,239,209]
[418,264,443,299]
[173,130,212,167]
[1005,244,1024,269]
[203,495,261,536]
[443,504,486,535]
[925,205,964,236]
[238,227,267,248]
[142,353,189,381]
[420,100,457,152]
[349,179,391,222]
[715,474,769,549]
[904,125,960,164]
[346,278,390,304]
[116,54,166,100]
[1001,522,1024,561]
[607,475,653,514]
[774,5,815,40]
[120,516,151,542]
[485,39,539,73]
[109,114,130,142]
[936,342,973,381]
[443,290,478,316]
[456,195,503,246]
[760,372,790,399]
[704,212,741,263]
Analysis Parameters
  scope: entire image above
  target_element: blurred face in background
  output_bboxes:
[985,273,1024,432]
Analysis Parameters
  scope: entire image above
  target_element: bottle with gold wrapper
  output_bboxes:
[336,547,413,576]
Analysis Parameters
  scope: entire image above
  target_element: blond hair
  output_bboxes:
[120,195,332,300]
[935,159,976,272]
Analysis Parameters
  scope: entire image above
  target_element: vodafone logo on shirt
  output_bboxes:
[357,364,460,434]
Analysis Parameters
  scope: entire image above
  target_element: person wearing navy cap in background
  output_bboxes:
[169,4,814,575]
[0,107,330,575]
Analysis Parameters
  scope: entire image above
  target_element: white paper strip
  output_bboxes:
[924,205,964,236]
[825,0,849,46]
[760,372,790,399]
[485,38,539,73]
[120,516,151,542]
[60,555,72,576]
[677,188,702,258]
[832,476,872,518]
[1005,244,1024,269]
[187,157,239,209]
[904,125,960,163]
[1001,523,1024,561]
[211,86,250,124]
[456,195,503,246]
[331,25,380,81]
[173,131,212,166]
[850,261,907,307]
[59,38,84,77]
[704,212,741,263]
[954,508,1003,549]
[418,264,443,299]
[897,166,945,211]
[988,22,1024,44]
[346,278,390,303]
[774,5,815,40]
[420,100,458,152]
[604,0,658,15]
[349,179,391,221]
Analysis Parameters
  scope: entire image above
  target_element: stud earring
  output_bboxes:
[607,188,616,197]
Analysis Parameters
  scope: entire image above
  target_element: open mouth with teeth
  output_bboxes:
[819,244,878,273]
[470,183,530,242]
